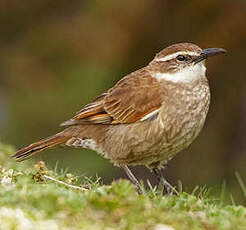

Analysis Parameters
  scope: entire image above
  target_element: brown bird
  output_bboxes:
[13,43,226,191]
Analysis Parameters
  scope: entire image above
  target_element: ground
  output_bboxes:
[0,142,245,230]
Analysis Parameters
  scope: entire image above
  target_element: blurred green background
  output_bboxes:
[0,0,246,202]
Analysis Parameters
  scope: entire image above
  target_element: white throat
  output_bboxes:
[153,62,206,83]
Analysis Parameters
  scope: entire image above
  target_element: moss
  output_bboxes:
[0,142,245,230]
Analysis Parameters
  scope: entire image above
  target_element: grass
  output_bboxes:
[0,142,246,230]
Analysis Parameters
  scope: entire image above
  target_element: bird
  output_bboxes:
[13,42,226,192]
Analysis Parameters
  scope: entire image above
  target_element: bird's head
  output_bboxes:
[150,43,226,83]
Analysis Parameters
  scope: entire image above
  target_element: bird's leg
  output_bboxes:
[152,168,177,195]
[122,166,142,193]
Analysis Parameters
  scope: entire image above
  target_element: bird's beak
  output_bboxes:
[193,48,227,64]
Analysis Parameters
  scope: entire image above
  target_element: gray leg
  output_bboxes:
[152,168,176,195]
[122,166,141,193]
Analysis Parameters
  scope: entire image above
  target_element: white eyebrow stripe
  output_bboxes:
[156,51,198,62]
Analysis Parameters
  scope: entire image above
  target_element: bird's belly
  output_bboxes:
[102,107,207,168]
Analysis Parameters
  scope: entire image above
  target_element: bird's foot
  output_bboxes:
[152,168,178,195]
[122,165,142,194]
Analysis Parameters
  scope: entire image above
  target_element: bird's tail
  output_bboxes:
[12,133,71,162]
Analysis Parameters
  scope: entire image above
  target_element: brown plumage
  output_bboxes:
[14,134,71,161]
[13,43,226,189]
[14,70,165,161]
[61,69,164,125]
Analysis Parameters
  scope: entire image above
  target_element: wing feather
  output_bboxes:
[60,68,165,126]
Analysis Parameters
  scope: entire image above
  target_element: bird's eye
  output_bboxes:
[177,55,186,61]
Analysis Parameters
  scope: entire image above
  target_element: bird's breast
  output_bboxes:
[156,80,210,157]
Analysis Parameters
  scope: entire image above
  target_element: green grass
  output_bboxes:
[0,143,246,230]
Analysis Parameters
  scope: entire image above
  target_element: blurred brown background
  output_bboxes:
[0,0,246,203]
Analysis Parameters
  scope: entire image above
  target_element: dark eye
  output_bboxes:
[177,55,185,61]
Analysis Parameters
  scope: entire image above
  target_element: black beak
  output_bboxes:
[194,48,227,64]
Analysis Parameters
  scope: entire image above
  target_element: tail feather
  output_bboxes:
[12,135,70,162]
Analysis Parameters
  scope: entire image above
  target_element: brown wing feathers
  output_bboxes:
[104,73,163,123]
[60,93,112,126]
[61,70,163,126]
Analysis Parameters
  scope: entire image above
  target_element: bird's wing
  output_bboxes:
[60,69,165,126]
